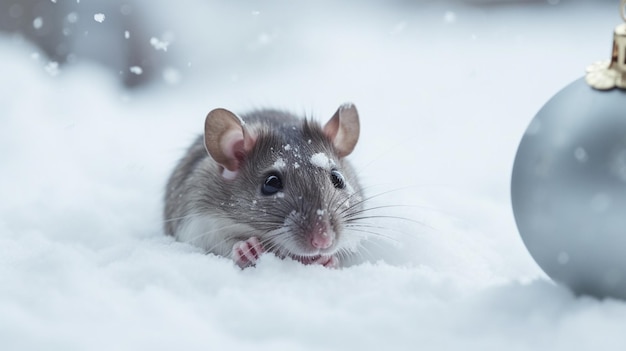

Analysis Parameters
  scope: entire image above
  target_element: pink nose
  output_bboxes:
[311,231,333,249]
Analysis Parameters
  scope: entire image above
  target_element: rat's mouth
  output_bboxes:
[269,241,337,267]
[286,253,337,267]
[292,254,322,265]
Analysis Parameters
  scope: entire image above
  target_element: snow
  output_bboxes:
[273,157,286,169]
[162,67,181,85]
[310,152,333,169]
[1,1,626,350]
[44,61,59,76]
[67,12,78,23]
[574,147,588,162]
[93,13,105,23]
[33,17,43,30]
[443,11,457,24]
[129,66,143,75]
[150,37,170,51]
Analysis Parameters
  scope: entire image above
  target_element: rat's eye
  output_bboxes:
[262,173,283,195]
[330,169,346,189]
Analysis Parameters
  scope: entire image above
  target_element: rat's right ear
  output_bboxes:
[204,108,256,179]
[323,103,360,158]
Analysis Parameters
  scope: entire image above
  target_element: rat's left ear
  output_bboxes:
[204,108,256,179]
[323,103,360,158]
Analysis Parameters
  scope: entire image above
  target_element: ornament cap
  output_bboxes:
[585,2,626,90]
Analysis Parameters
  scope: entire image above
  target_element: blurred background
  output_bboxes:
[0,0,617,90]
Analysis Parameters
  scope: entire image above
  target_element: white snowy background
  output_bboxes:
[2,0,626,350]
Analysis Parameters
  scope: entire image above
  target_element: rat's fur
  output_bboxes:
[164,108,365,266]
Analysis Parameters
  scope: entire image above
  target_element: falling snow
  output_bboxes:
[162,67,181,84]
[67,12,78,23]
[94,13,105,23]
[150,37,170,51]
[129,66,143,75]
[33,17,43,29]
[44,61,59,76]
[574,147,588,162]
[444,11,457,24]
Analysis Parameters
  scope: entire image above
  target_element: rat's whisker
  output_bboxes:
[343,228,400,245]
[345,223,416,239]
[345,214,425,225]
[342,242,375,263]
[162,213,204,224]
[336,186,421,216]
[344,204,442,217]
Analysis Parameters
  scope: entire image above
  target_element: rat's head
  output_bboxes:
[204,104,364,263]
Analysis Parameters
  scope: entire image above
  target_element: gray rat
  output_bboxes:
[164,103,364,268]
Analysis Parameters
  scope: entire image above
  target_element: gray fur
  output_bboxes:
[163,108,364,263]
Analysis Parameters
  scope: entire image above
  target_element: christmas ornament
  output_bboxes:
[511,1,626,300]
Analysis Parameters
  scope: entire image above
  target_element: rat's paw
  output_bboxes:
[232,237,265,269]
[314,255,339,269]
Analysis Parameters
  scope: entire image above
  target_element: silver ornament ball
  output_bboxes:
[512,77,626,299]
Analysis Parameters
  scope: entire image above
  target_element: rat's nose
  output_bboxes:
[311,230,334,249]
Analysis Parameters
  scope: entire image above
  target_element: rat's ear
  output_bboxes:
[204,108,256,179]
[323,103,360,158]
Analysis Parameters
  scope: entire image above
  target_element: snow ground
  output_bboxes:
[2,0,626,350]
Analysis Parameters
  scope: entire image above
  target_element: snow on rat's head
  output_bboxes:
[272,157,287,170]
[310,152,335,170]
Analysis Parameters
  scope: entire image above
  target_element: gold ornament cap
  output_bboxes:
[585,0,626,90]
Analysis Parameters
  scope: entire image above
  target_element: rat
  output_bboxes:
[163,103,365,268]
